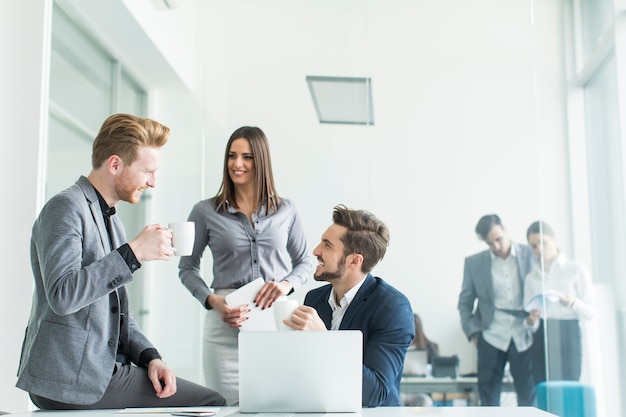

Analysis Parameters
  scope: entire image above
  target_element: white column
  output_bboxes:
[0,0,52,412]
[611,7,626,417]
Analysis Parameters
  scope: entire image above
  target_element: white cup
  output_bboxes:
[273,296,298,331]
[169,222,195,256]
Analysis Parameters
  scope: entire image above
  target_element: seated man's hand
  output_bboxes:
[284,305,327,331]
[147,359,177,399]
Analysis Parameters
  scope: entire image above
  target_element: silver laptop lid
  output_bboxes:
[402,349,428,376]
[238,330,363,413]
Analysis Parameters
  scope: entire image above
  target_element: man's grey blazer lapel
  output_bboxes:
[481,251,495,305]
[77,176,112,254]
[89,202,112,253]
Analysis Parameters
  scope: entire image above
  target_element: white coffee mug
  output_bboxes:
[169,222,195,256]
[273,296,298,331]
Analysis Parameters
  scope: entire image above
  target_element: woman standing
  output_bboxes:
[524,221,594,383]
[178,126,311,405]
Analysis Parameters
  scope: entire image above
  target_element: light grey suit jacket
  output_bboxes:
[16,176,154,405]
[457,242,535,340]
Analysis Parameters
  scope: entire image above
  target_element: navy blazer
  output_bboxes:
[304,274,414,407]
[458,242,535,340]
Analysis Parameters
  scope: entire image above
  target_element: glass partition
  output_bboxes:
[48,2,149,326]
[45,0,626,415]
[49,6,112,137]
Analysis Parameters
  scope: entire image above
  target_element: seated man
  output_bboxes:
[285,204,414,407]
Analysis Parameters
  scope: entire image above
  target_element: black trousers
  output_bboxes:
[477,334,536,406]
[30,363,226,410]
[531,319,582,384]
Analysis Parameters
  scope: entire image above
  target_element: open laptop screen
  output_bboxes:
[238,330,363,413]
[402,349,428,377]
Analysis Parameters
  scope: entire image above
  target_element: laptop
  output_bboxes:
[238,330,363,413]
[402,349,428,377]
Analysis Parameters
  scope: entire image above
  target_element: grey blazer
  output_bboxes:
[16,176,154,405]
[457,242,535,340]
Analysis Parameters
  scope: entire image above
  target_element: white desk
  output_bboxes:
[7,406,557,417]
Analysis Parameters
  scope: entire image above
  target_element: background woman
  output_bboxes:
[524,221,594,383]
[409,313,440,364]
[401,313,440,406]
[178,126,312,405]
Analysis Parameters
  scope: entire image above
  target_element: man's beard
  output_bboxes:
[314,256,347,282]
[114,173,143,204]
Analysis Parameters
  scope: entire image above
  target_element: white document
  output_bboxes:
[224,277,277,331]
[525,290,563,316]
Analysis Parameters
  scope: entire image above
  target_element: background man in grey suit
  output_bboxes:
[457,214,536,406]
[16,114,225,409]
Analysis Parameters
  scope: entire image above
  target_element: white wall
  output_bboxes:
[59,0,573,387]
[0,0,580,412]
[193,0,571,374]
[0,0,51,412]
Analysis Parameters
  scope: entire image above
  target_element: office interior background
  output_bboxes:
[2,0,626,415]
